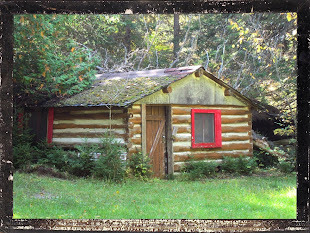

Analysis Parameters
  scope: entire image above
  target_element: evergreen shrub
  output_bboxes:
[91,135,126,182]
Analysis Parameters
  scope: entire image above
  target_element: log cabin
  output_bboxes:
[29,66,255,177]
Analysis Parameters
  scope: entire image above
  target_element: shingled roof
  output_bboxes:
[44,65,254,107]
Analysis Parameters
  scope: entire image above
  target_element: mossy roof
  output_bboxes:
[44,65,255,108]
[44,66,203,107]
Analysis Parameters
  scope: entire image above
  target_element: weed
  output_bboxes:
[126,152,152,180]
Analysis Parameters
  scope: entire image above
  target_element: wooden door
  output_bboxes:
[146,106,166,178]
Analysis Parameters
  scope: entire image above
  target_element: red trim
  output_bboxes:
[47,108,54,144]
[191,109,222,148]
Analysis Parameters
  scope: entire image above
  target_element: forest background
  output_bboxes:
[14,13,297,136]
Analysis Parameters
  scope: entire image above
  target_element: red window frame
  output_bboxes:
[191,109,222,148]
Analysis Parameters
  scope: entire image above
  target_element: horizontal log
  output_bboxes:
[172,104,247,109]
[52,137,126,145]
[222,126,251,133]
[174,126,251,134]
[174,136,191,142]
[128,117,141,124]
[173,143,252,152]
[174,152,252,162]
[128,108,141,114]
[53,124,127,129]
[54,127,125,134]
[221,117,249,124]
[55,106,123,113]
[130,138,142,144]
[173,126,190,133]
[53,132,126,139]
[173,135,251,143]
[130,126,141,135]
[172,108,250,116]
[54,119,124,125]
[172,117,191,124]
[54,112,128,121]
[171,115,250,125]
[222,135,251,141]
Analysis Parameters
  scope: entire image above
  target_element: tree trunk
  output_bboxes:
[173,14,180,60]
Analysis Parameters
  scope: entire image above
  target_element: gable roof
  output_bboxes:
[44,66,254,107]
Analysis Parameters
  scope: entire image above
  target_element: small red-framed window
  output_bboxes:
[191,109,222,148]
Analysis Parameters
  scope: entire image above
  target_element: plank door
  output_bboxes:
[146,106,166,178]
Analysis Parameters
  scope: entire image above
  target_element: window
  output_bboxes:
[191,109,222,148]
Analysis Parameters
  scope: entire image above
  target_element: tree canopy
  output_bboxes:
[14,13,296,135]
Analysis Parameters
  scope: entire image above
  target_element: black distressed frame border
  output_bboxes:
[0,0,309,232]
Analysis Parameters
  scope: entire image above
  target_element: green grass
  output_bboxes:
[13,172,296,219]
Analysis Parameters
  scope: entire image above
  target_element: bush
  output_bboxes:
[91,135,126,182]
[221,156,257,175]
[13,117,36,169]
[13,142,36,169]
[181,160,218,180]
[127,152,152,180]
[253,149,278,168]
[71,143,98,177]
[278,158,295,173]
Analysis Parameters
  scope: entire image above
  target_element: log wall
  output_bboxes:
[127,104,142,157]
[52,107,128,147]
[52,104,253,174]
[172,105,253,172]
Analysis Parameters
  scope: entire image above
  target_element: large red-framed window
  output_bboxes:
[191,109,222,148]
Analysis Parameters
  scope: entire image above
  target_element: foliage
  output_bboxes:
[253,149,279,168]
[221,156,257,175]
[91,135,126,182]
[13,128,126,181]
[14,14,297,134]
[14,15,101,107]
[13,143,36,170]
[277,144,296,173]
[181,160,219,180]
[278,160,295,173]
[70,143,98,177]
[126,152,153,180]
[13,112,36,169]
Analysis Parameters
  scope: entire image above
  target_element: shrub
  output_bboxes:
[127,152,152,180]
[253,149,278,168]
[91,135,126,182]
[182,160,218,180]
[13,142,36,169]
[70,143,99,177]
[278,160,294,173]
[221,156,257,175]
[13,117,36,169]
[278,144,296,173]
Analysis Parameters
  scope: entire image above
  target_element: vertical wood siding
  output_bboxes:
[52,107,128,147]
[171,105,253,172]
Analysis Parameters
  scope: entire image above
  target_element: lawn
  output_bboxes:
[13,172,296,219]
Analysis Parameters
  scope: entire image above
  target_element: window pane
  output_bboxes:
[194,113,215,143]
